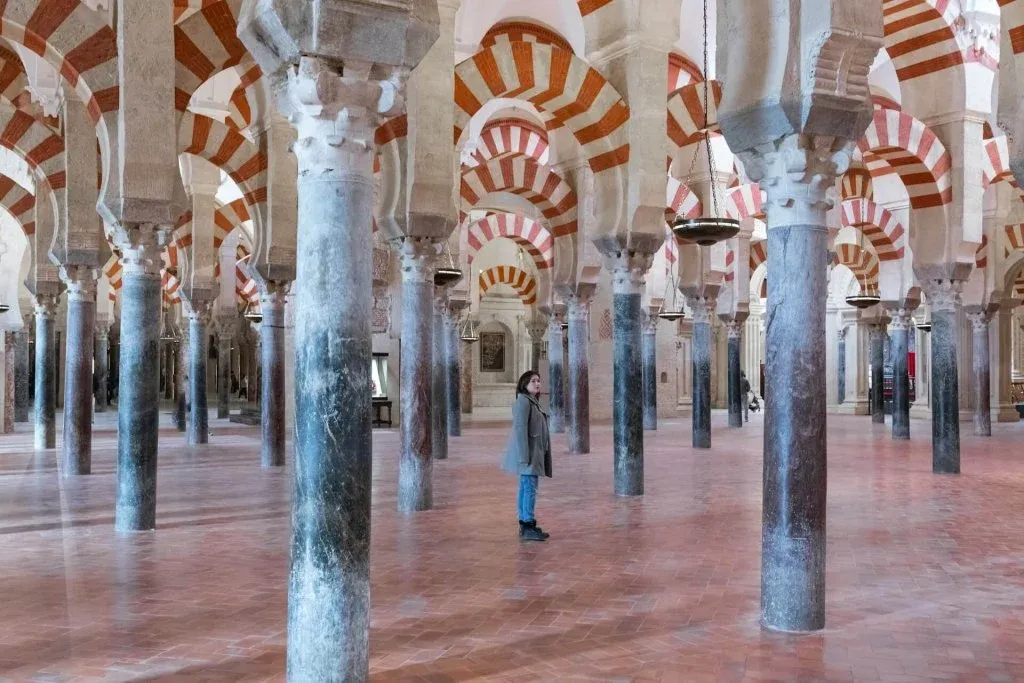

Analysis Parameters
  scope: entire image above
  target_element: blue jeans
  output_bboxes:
[517,475,538,522]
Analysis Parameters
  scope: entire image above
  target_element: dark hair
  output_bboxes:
[516,371,539,397]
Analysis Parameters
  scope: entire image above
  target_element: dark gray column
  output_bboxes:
[869,323,886,424]
[642,313,658,431]
[282,83,377,680]
[609,257,646,496]
[61,276,97,476]
[248,335,259,405]
[3,331,13,434]
[163,341,174,400]
[187,308,210,445]
[34,295,58,450]
[688,296,714,449]
[261,285,288,468]
[14,325,30,422]
[528,324,545,373]
[460,337,473,415]
[925,282,962,474]
[547,318,565,433]
[726,320,742,428]
[94,323,110,413]
[217,326,232,419]
[446,304,462,437]
[968,309,992,437]
[889,311,911,440]
[566,293,592,454]
[175,331,187,432]
[431,287,449,461]
[837,327,847,404]
[398,239,434,512]
[115,233,165,532]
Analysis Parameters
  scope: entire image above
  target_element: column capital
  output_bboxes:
[33,293,60,317]
[258,281,290,310]
[725,319,743,339]
[920,278,964,313]
[837,325,848,340]
[396,236,437,284]
[736,134,855,226]
[886,308,915,331]
[62,272,99,302]
[119,226,172,278]
[965,307,993,331]
[527,322,547,342]
[603,249,653,296]
[868,322,889,342]
[685,294,717,326]
[185,298,215,325]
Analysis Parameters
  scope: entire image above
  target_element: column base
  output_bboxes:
[995,404,1021,423]
[834,400,869,416]
[909,404,932,420]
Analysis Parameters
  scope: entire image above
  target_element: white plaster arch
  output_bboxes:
[454,0,585,59]
[0,215,28,326]
[868,50,902,108]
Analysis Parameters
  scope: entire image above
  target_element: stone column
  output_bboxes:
[566,291,592,454]
[115,231,167,532]
[687,295,716,449]
[94,322,110,413]
[837,326,846,404]
[432,286,449,462]
[869,322,886,424]
[642,312,658,431]
[889,310,912,440]
[726,320,743,428]
[163,342,174,399]
[922,278,964,474]
[260,284,288,467]
[547,316,565,433]
[528,323,545,373]
[446,301,464,437]
[175,330,188,432]
[217,323,233,419]
[460,337,473,415]
[397,239,435,512]
[248,335,259,405]
[187,303,212,445]
[14,325,29,422]
[607,253,648,496]
[61,274,98,475]
[33,295,58,450]
[3,331,13,434]
[992,302,1020,422]
[967,308,992,437]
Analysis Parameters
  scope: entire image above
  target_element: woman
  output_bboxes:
[502,371,553,542]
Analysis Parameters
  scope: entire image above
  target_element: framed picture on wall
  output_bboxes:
[479,331,506,372]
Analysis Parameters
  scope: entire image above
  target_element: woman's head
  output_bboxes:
[516,371,541,397]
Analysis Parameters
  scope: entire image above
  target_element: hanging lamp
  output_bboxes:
[459,315,479,343]
[0,302,9,314]
[916,310,932,332]
[242,300,263,324]
[434,239,463,287]
[657,256,686,321]
[845,285,881,310]
[670,0,740,247]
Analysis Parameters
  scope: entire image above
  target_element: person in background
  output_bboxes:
[741,370,752,422]
[502,371,553,542]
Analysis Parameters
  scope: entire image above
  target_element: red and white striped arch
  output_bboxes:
[0,44,55,128]
[668,52,703,93]
[659,226,679,269]
[1005,223,1024,252]
[460,157,578,238]
[468,118,550,168]
[725,183,765,221]
[667,80,722,153]
[982,135,1016,189]
[578,0,613,16]
[840,168,874,201]
[478,265,537,306]
[858,109,953,209]
[975,235,989,269]
[465,213,554,271]
[103,253,120,303]
[454,42,630,173]
[833,243,880,287]
[224,63,265,133]
[0,110,64,225]
[666,177,702,223]
[750,240,767,276]
[480,21,573,53]
[373,114,408,240]
[0,174,35,237]
[882,0,966,83]
[174,0,256,115]
[840,199,907,261]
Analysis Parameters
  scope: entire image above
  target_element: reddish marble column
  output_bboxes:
[3,331,14,434]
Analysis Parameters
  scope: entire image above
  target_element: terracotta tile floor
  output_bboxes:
[1,408,1023,682]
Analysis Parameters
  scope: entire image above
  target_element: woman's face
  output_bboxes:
[527,374,542,396]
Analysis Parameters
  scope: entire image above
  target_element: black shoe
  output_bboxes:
[519,520,548,542]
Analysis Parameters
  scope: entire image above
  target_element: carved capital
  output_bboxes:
[566,296,591,324]
[33,293,60,317]
[685,294,716,325]
[837,325,847,341]
[966,308,992,333]
[921,278,964,314]
[119,225,172,278]
[604,250,652,296]
[184,298,215,325]
[725,320,743,339]
[887,308,915,332]
[62,268,99,303]
[258,281,290,312]
[396,236,437,285]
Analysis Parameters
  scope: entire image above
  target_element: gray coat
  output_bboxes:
[502,393,552,478]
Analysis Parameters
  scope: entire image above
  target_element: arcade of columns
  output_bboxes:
[0,0,1023,678]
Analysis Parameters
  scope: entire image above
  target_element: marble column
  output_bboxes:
[837,327,847,404]
[924,280,963,474]
[726,320,743,428]
[260,285,288,468]
[62,276,98,476]
[869,323,886,424]
[3,331,13,434]
[528,324,545,373]
[445,304,462,437]
[889,311,912,440]
[163,342,174,399]
[460,338,473,415]
[967,308,992,437]
[688,296,715,449]
[609,254,647,496]
[248,336,259,405]
[398,238,435,512]
[33,295,58,450]
[547,317,565,433]
[175,331,187,432]
[115,232,165,532]
[566,293,592,454]
[187,305,211,445]
[217,327,233,419]
[431,287,449,461]
[14,326,29,422]
[642,312,658,431]
[94,323,110,413]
